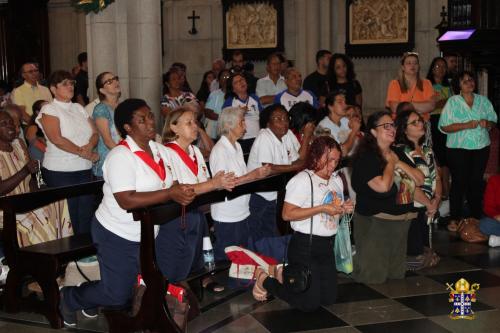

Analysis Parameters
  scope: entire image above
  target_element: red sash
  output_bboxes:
[119,140,166,182]
[164,142,198,177]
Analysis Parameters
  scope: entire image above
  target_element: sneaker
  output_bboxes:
[59,288,77,326]
[81,308,98,318]
[488,235,500,247]
[0,264,9,285]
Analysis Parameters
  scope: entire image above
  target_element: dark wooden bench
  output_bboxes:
[0,180,103,328]
[104,172,292,333]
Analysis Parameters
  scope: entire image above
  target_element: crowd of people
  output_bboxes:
[0,48,498,323]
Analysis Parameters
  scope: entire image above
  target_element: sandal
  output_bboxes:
[202,279,225,293]
[252,267,268,302]
[268,264,284,284]
[447,220,460,232]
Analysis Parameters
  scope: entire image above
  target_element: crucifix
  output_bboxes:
[188,10,200,35]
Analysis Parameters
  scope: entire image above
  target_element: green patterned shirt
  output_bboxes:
[438,94,497,149]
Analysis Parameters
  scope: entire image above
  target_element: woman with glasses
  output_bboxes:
[351,110,423,284]
[92,72,121,179]
[204,69,231,140]
[439,71,497,231]
[247,104,306,240]
[426,57,452,200]
[395,110,442,269]
[36,70,99,235]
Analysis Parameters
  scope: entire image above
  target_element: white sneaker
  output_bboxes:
[488,235,500,247]
[0,264,9,285]
[439,200,450,218]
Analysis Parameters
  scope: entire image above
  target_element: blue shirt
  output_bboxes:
[92,102,121,177]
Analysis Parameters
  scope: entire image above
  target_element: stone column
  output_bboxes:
[319,0,332,51]
[85,0,162,123]
[305,0,320,75]
[126,0,162,123]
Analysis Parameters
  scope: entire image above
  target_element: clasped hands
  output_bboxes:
[323,193,355,216]
[77,143,99,162]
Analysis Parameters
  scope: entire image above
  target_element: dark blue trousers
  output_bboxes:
[213,218,250,261]
[155,210,205,283]
[42,168,94,234]
[249,193,278,240]
[65,217,140,311]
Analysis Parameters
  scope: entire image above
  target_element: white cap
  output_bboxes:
[202,236,213,250]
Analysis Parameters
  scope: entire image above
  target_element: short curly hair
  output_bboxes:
[114,98,150,139]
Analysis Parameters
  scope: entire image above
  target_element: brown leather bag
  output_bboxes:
[457,218,488,243]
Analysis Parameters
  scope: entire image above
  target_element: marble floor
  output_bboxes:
[1,223,500,333]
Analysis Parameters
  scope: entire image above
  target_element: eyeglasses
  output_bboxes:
[407,118,424,126]
[103,76,119,85]
[23,69,39,74]
[375,122,395,130]
[59,80,76,87]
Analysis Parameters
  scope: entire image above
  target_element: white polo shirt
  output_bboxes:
[274,89,319,112]
[256,74,287,106]
[247,128,300,201]
[286,170,344,237]
[222,94,262,139]
[209,136,250,222]
[164,141,210,184]
[36,99,93,172]
[318,116,351,144]
[96,136,174,242]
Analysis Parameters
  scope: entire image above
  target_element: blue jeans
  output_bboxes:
[479,217,500,236]
[42,168,95,234]
[248,194,278,240]
[65,217,140,311]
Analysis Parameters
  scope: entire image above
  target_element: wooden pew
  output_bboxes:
[0,181,103,328]
[104,172,292,333]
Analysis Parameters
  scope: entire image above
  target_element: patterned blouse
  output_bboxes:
[399,144,437,208]
[438,94,497,150]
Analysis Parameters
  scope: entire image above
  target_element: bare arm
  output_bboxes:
[25,125,39,143]
[112,183,196,210]
[0,162,37,196]
[259,95,275,105]
[441,120,478,133]
[191,170,237,195]
[204,108,219,121]
[95,117,118,150]
[39,114,83,156]
[367,160,396,193]
[282,201,343,221]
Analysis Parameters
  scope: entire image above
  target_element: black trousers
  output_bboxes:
[263,232,337,312]
[447,146,489,220]
[407,210,429,256]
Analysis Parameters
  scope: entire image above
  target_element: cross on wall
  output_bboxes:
[188,10,200,35]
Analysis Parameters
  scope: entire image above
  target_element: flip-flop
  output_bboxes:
[252,267,268,301]
[203,281,225,293]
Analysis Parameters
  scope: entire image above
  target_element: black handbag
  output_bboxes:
[282,172,314,294]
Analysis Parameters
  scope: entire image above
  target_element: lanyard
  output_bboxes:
[164,142,198,177]
[119,140,166,183]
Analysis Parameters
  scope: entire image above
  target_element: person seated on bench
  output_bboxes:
[159,106,236,292]
[59,98,196,327]
[0,111,72,246]
[208,106,272,262]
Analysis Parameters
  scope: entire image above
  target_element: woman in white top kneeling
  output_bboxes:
[158,107,236,288]
[209,107,271,261]
[253,136,354,312]
[247,104,309,240]
[58,99,196,326]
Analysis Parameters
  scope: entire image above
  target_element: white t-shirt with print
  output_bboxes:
[96,136,174,242]
[285,170,344,237]
[209,136,250,222]
[247,128,300,201]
